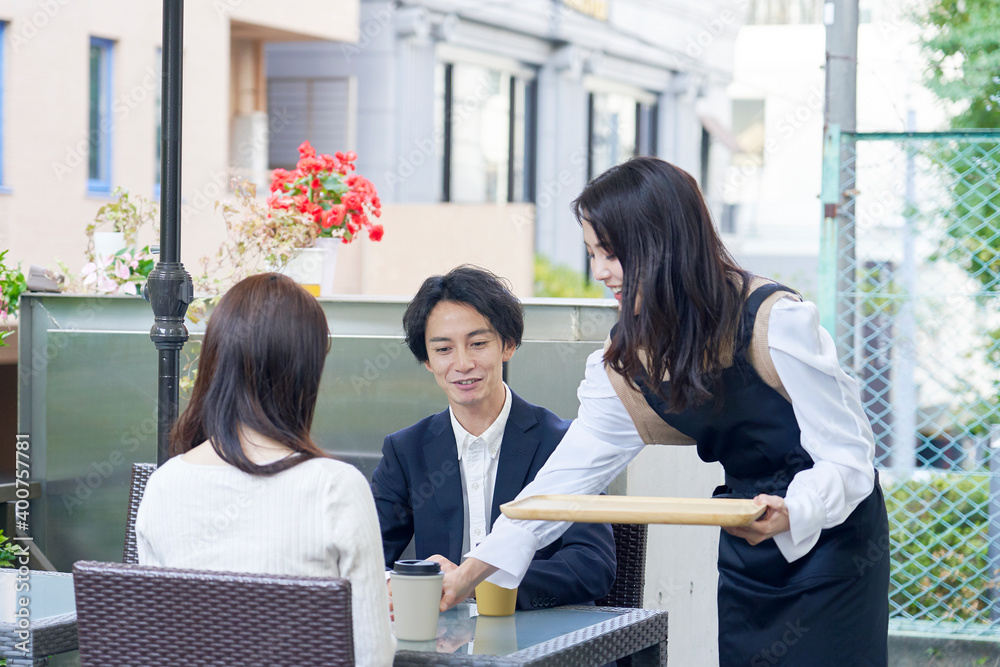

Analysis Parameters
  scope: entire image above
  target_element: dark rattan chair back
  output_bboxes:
[73,560,355,666]
[596,523,648,608]
[122,462,156,564]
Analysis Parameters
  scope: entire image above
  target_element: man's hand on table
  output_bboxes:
[440,557,497,611]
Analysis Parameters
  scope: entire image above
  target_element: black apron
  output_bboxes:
[630,283,889,666]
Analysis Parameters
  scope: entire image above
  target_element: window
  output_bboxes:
[585,83,657,277]
[587,88,657,180]
[0,22,7,189]
[88,37,114,194]
[731,99,765,168]
[436,60,536,204]
[747,0,824,24]
[267,77,352,170]
[154,48,161,197]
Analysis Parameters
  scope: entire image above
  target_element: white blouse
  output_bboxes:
[468,297,876,588]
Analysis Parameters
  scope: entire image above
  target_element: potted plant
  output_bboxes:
[0,250,27,347]
[266,141,383,295]
[87,187,159,263]
[55,189,160,296]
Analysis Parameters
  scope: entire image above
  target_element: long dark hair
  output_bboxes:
[402,265,523,363]
[572,157,751,412]
[170,273,331,474]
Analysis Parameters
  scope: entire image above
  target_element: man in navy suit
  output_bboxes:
[371,265,616,610]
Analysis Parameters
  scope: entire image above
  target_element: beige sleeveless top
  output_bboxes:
[605,278,801,446]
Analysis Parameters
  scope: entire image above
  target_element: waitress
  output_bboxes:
[440,157,889,666]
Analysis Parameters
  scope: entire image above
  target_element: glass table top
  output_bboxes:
[0,570,75,623]
[395,603,625,656]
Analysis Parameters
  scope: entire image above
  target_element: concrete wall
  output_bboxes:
[331,202,536,297]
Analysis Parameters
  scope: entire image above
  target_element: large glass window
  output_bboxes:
[436,61,535,204]
[587,89,657,180]
[88,37,114,194]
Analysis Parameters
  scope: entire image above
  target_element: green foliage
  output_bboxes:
[87,187,159,254]
[534,256,606,298]
[858,262,900,318]
[0,529,29,568]
[0,250,27,347]
[919,0,1000,129]
[919,1,1000,292]
[884,475,992,622]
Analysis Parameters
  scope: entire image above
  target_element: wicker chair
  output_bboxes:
[73,560,355,666]
[595,523,648,667]
[122,462,156,564]
[596,522,648,609]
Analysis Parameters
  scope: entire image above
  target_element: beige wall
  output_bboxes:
[332,203,537,298]
[0,0,357,275]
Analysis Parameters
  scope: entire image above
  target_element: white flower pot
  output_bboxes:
[314,237,341,297]
[93,231,126,264]
[280,248,327,296]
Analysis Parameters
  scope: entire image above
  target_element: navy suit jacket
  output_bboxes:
[371,391,617,610]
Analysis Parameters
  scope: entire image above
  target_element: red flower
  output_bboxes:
[268,141,383,243]
[298,141,316,158]
[327,204,346,227]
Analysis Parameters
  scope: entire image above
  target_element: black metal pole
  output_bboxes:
[146,0,192,465]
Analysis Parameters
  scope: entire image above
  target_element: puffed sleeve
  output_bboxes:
[768,298,876,562]
[467,347,646,588]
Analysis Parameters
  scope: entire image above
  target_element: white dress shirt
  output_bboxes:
[451,382,513,555]
[468,297,876,589]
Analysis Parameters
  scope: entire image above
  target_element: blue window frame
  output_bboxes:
[153,47,161,199]
[88,37,114,195]
[0,21,7,190]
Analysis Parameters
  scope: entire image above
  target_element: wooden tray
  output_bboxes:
[500,494,766,527]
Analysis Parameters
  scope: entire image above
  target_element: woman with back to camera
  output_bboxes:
[137,273,395,667]
[440,157,889,666]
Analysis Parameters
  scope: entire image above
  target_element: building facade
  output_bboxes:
[267,0,745,281]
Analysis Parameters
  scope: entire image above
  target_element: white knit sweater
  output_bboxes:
[137,455,396,667]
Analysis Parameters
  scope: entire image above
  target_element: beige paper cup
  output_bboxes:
[475,581,517,616]
[391,560,444,641]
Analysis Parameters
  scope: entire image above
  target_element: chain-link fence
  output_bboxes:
[823,130,1000,636]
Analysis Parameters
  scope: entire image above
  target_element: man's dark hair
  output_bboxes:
[403,265,524,363]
